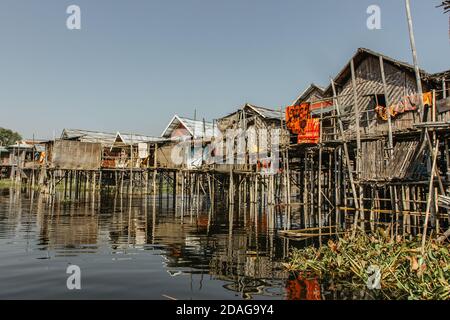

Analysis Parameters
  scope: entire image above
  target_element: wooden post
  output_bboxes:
[181,171,185,215]
[405,0,425,121]
[335,147,342,229]
[130,136,133,195]
[99,170,102,192]
[229,167,234,205]
[350,59,364,233]
[421,139,439,254]
[120,171,124,194]
[379,56,394,157]
[445,139,450,183]
[153,144,158,200]
[173,171,177,209]
[318,97,324,230]
[64,171,68,198]
[331,79,361,226]
[443,77,447,99]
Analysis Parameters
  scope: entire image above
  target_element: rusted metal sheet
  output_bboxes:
[51,140,101,170]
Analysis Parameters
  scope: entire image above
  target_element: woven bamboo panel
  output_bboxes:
[52,140,101,170]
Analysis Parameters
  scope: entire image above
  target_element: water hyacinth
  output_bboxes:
[284,229,450,300]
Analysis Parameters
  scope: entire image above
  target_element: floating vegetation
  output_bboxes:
[284,230,450,300]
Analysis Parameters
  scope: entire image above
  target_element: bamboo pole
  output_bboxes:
[405,0,425,121]
[331,78,360,229]
[443,77,447,99]
[318,97,323,231]
[153,144,158,201]
[379,56,394,157]
[421,138,439,254]
[350,59,364,233]
[130,135,133,195]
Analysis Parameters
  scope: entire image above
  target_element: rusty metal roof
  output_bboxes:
[244,104,283,120]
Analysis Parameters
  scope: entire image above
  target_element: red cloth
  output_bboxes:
[286,275,321,300]
[298,118,320,144]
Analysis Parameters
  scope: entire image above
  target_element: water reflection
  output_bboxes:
[0,187,322,300]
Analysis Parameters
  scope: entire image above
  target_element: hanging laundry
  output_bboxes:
[286,103,310,135]
[375,92,432,120]
[38,152,46,164]
[138,142,148,159]
[298,118,320,144]
[375,105,389,120]
[423,91,433,106]
[406,91,432,108]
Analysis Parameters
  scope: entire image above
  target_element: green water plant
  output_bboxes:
[284,229,450,300]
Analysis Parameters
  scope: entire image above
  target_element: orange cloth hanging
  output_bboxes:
[422,91,433,106]
[286,103,310,135]
[375,92,432,121]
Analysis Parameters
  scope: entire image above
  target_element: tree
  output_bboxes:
[438,1,450,13]
[0,127,22,146]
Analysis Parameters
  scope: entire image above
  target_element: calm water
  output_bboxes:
[0,187,326,300]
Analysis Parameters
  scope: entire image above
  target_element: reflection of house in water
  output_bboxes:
[151,214,210,269]
[208,232,287,277]
[135,203,291,298]
[38,204,98,249]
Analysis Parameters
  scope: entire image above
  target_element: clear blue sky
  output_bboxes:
[0,0,449,139]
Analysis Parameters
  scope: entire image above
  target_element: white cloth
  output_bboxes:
[138,143,148,159]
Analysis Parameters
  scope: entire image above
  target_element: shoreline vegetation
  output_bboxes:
[284,229,450,300]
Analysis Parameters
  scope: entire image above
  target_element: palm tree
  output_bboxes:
[438,1,450,13]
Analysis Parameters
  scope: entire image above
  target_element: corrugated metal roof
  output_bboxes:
[161,115,219,139]
[115,132,166,145]
[245,104,283,120]
[5,143,45,151]
[7,143,33,149]
[61,129,116,144]
[62,129,163,146]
